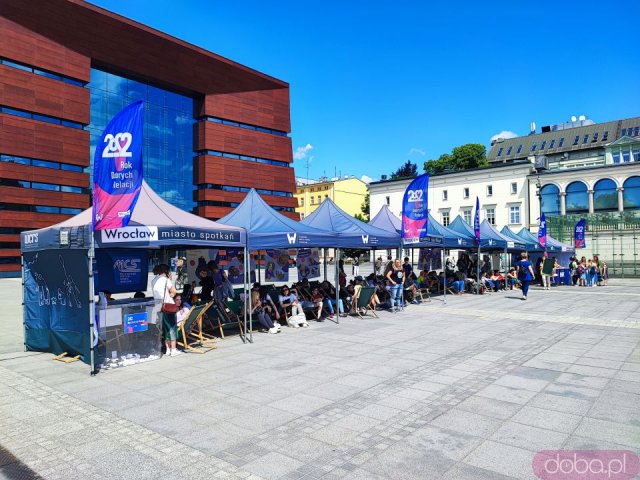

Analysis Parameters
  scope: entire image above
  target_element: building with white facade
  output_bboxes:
[370,115,640,275]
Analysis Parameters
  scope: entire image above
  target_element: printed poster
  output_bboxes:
[264,249,290,282]
[418,248,442,271]
[297,248,320,280]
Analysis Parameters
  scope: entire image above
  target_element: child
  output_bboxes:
[506,268,520,290]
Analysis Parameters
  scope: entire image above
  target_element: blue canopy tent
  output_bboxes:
[369,205,443,248]
[480,220,525,252]
[515,227,560,253]
[426,213,475,249]
[302,198,401,249]
[500,226,540,252]
[218,189,335,249]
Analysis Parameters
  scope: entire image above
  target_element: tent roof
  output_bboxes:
[448,215,476,239]
[369,205,401,233]
[515,228,574,253]
[21,181,246,251]
[217,189,335,249]
[302,198,400,248]
[425,213,475,248]
[500,226,541,251]
[480,219,525,251]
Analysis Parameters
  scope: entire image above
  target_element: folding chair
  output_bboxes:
[417,285,432,303]
[213,298,245,338]
[177,303,217,354]
[355,286,378,319]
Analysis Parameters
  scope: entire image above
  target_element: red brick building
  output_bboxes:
[0,0,297,276]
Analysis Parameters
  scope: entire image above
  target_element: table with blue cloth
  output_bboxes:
[552,268,571,286]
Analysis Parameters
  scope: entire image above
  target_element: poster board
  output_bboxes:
[418,248,442,271]
[542,258,554,276]
[297,248,320,280]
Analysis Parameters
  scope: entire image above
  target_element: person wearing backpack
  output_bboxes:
[516,252,535,300]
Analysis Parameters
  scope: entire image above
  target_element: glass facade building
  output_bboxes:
[88,68,196,211]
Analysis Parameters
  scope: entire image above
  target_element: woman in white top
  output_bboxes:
[174,294,190,328]
[151,264,180,357]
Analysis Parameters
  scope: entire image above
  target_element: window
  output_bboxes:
[0,106,84,129]
[442,190,448,201]
[565,181,589,214]
[573,135,580,145]
[509,206,521,224]
[613,153,621,164]
[593,179,618,212]
[310,197,315,205]
[510,182,517,194]
[540,140,547,150]
[621,128,627,136]
[623,151,631,163]
[634,127,639,136]
[506,146,513,155]
[531,143,537,152]
[300,213,304,219]
[205,116,287,137]
[462,209,472,225]
[441,211,450,227]
[592,132,599,142]
[385,196,390,205]
[516,144,523,154]
[602,131,609,141]
[497,147,503,156]
[486,185,493,196]
[463,187,469,199]
[583,134,589,144]
[0,57,85,86]
[317,195,321,204]
[558,137,565,147]
[324,194,328,199]
[633,150,640,162]
[486,208,496,225]
[623,176,640,209]
[300,198,304,207]
[549,139,555,149]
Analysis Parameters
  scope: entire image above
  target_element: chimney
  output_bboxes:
[530,121,536,135]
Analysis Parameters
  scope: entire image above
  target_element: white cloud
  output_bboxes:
[360,175,373,184]
[490,130,518,141]
[293,143,313,160]
[408,147,426,156]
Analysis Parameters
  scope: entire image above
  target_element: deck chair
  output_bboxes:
[416,284,432,302]
[213,298,245,338]
[177,303,217,354]
[355,286,378,319]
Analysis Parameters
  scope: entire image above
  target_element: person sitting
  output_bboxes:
[174,294,190,328]
[404,272,420,304]
[481,271,496,292]
[506,268,520,290]
[133,291,146,299]
[491,270,504,291]
[250,291,279,334]
[321,281,345,317]
[452,271,466,295]
[278,286,308,327]
[311,287,332,320]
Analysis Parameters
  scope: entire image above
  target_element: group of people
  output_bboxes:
[569,255,608,287]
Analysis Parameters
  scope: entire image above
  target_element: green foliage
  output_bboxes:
[424,144,488,174]
[342,248,367,260]
[359,193,370,221]
[391,160,418,179]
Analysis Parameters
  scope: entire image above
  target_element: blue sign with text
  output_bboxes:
[124,312,148,334]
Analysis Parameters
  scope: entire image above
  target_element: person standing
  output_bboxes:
[516,252,535,301]
[152,264,181,357]
[386,259,405,312]
[352,256,360,277]
[374,257,383,276]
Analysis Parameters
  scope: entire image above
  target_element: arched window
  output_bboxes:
[540,184,560,216]
[565,181,589,214]
[593,179,618,212]
[623,176,640,210]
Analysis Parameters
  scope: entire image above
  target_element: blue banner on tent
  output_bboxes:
[474,197,481,244]
[95,249,148,294]
[538,213,547,249]
[574,219,586,249]
[401,174,429,243]
[93,101,144,231]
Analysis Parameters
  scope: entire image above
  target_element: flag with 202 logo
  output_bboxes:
[92,101,144,231]
[401,173,429,243]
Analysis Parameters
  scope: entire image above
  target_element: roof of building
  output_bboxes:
[369,160,532,187]
[488,116,640,163]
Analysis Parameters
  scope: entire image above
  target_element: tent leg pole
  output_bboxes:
[442,248,447,304]
[257,251,261,285]
[245,247,252,343]
[335,248,340,325]
[88,232,96,375]
[324,248,328,281]
[21,254,26,353]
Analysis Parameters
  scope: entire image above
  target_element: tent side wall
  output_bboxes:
[23,248,91,363]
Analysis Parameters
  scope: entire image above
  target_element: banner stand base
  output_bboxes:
[52,352,81,364]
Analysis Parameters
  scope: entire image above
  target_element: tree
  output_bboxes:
[391,160,418,179]
[357,193,370,221]
[342,248,367,260]
[424,143,488,174]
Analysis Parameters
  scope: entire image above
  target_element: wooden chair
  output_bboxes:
[177,303,217,354]
[212,298,245,338]
[355,286,378,319]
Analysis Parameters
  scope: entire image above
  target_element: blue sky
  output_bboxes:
[92,0,640,182]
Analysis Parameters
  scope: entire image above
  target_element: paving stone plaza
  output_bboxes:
[1,275,639,480]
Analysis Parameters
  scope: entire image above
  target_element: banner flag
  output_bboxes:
[574,219,586,249]
[93,101,145,231]
[474,197,481,244]
[401,174,429,243]
[538,213,547,249]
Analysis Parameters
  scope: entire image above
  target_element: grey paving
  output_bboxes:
[0,278,640,479]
